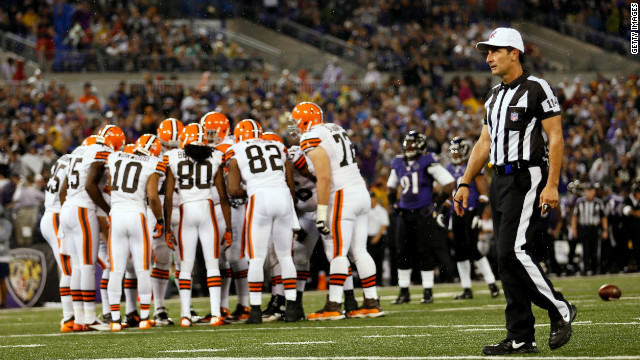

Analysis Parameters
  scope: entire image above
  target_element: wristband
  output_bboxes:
[457,183,470,190]
[156,218,164,226]
[479,195,489,202]
[316,204,328,223]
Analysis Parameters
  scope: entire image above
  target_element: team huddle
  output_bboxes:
[41,101,384,332]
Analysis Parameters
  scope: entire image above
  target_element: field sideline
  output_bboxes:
[1,273,639,359]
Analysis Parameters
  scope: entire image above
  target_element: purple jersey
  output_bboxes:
[446,162,481,210]
[390,153,440,210]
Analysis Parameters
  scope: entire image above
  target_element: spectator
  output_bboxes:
[363,62,382,89]
[9,174,45,246]
[1,57,15,82]
[77,82,101,108]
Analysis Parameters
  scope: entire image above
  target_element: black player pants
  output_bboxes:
[452,209,483,262]
[395,207,453,276]
[490,166,571,342]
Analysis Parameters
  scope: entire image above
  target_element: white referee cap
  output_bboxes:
[476,27,524,53]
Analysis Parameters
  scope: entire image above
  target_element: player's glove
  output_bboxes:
[165,229,176,251]
[316,204,330,235]
[153,219,164,239]
[223,228,232,248]
[471,215,481,230]
[293,227,308,242]
[229,197,246,208]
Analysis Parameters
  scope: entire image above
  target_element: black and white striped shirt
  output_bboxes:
[483,71,561,166]
[573,197,605,226]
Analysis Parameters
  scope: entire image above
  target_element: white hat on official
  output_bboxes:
[476,27,524,53]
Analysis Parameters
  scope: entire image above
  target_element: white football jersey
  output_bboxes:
[107,151,166,213]
[210,142,233,205]
[64,144,112,209]
[226,139,288,196]
[44,155,70,212]
[161,149,181,207]
[288,145,317,212]
[300,123,365,191]
[166,148,224,205]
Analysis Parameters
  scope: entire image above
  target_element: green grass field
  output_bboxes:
[1,273,639,359]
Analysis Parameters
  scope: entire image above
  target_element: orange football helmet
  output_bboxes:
[97,124,126,151]
[157,118,184,148]
[200,112,230,145]
[289,102,323,138]
[261,132,284,144]
[180,123,208,149]
[123,143,135,154]
[82,135,99,146]
[135,134,162,156]
[234,119,263,143]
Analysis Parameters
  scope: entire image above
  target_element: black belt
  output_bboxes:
[493,160,544,175]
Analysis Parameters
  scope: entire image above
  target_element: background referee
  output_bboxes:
[571,183,608,275]
[453,27,576,355]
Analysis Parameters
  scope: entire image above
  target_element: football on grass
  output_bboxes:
[598,284,621,301]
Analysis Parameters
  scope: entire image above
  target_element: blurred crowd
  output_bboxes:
[0,0,259,72]
[1,61,640,277]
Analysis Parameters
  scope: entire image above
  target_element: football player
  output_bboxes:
[387,130,456,304]
[149,118,184,325]
[164,123,232,327]
[59,125,125,330]
[289,102,384,320]
[225,120,298,324]
[201,112,251,322]
[41,154,73,332]
[446,137,499,299]
[106,134,165,331]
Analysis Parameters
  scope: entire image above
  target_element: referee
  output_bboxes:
[453,28,576,355]
[571,183,607,275]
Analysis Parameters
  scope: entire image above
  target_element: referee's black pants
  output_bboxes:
[578,225,599,274]
[490,166,572,342]
[395,208,454,277]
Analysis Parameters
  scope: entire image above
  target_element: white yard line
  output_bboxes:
[6,321,639,338]
[159,349,225,353]
[263,341,335,345]
[0,344,44,348]
[363,334,431,338]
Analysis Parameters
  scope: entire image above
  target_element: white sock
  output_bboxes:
[398,268,412,288]
[221,272,231,310]
[421,270,434,289]
[476,257,496,284]
[328,256,349,303]
[107,271,124,322]
[60,274,74,320]
[136,270,151,320]
[457,260,472,289]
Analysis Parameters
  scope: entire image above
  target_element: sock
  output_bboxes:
[151,267,170,312]
[136,270,151,320]
[344,267,354,291]
[81,264,97,324]
[296,290,304,303]
[296,270,310,292]
[232,261,249,306]
[71,265,84,325]
[123,274,138,315]
[353,253,378,299]
[421,270,434,289]
[60,274,74,320]
[107,271,124,322]
[398,268,412,288]
[248,258,265,306]
[475,257,496,284]
[457,260,472,289]
[220,268,232,310]
[329,256,349,303]
[206,266,222,317]
[100,270,110,317]
[178,277,192,318]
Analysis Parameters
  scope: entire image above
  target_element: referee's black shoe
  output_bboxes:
[482,338,539,355]
[391,289,410,304]
[420,288,434,304]
[549,303,578,350]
